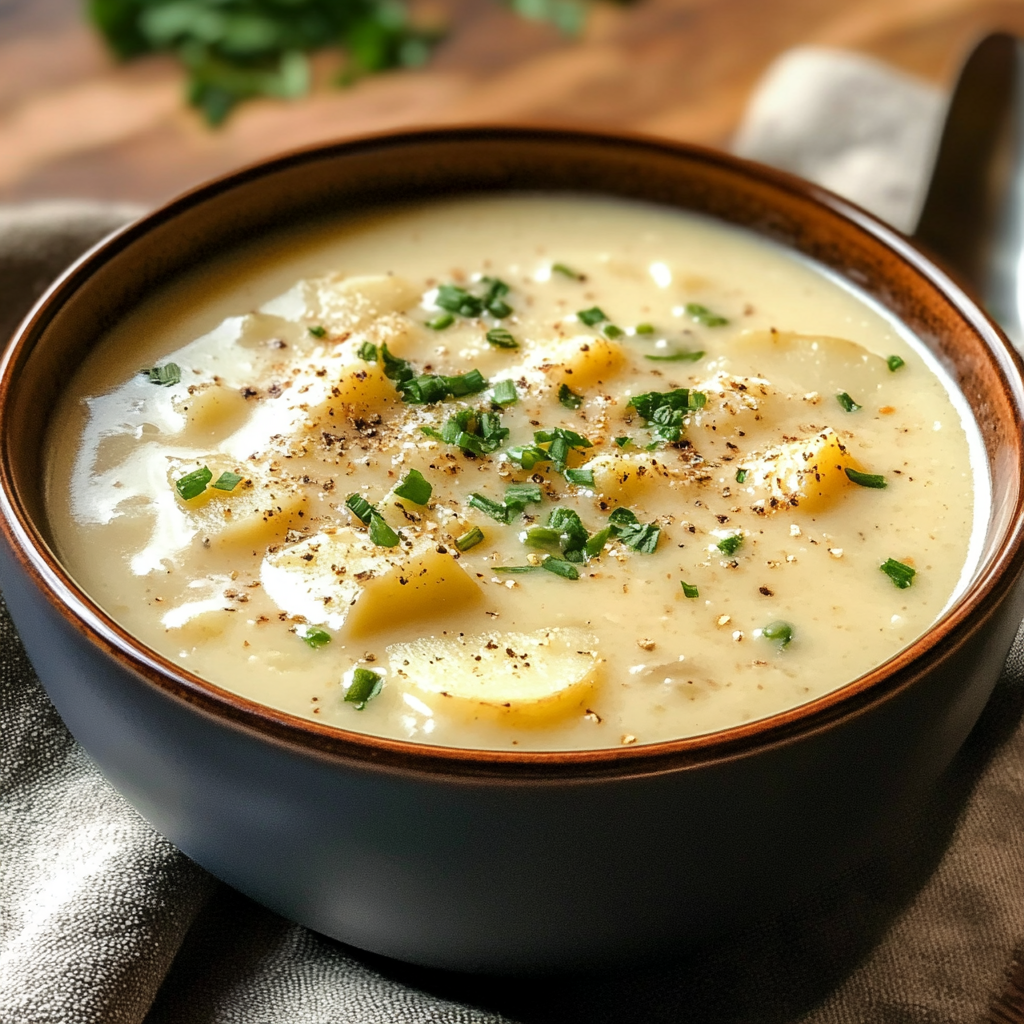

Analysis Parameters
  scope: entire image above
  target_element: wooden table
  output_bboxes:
[2,0,1024,206]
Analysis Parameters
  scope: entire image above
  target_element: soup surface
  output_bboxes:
[46,195,984,750]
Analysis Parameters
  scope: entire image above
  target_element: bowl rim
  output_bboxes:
[4,124,1024,782]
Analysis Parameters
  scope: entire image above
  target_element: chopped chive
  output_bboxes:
[345,493,376,524]
[836,392,862,413]
[558,383,584,409]
[577,306,608,327]
[345,666,383,710]
[505,483,543,508]
[494,565,541,575]
[380,343,415,386]
[436,284,484,318]
[608,507,639,528]
[617,522,661,553]
[394,469,432,505]
[552,263,583,280]
[468,492,513,524]
[368,513,400,547]
[142,362,181,386]
[564,468,595,486]
[681,581,699,599]
[645,350,704,363]
[845,467,887,489]
[634,323,655,335]
[301,626,331,649]
[175,466,212,501]
[505,444,548,470]
[308,325,327,338]
[400,369,489,404]
[488,299,513,319]
[585,526,611,558]
[486,327,518,349]
[426,313,455,331]
[685,303,729,327]
[456,526,484,551]
[603,324,624,339]
[211,471,243,492]
[542,557,580,580]
[717,534,743,557]
[614,436,632,448]
[492,379,518,405]
[523,526,562,548]
[735,468,748,484]
[762,620,794,648]
[887,355,906,372]
[357,341,378,362]
[881,557,916,589]
[627,388,706,445]
[481,277,512,318]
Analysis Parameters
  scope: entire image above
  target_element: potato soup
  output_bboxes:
[45,195,985,750]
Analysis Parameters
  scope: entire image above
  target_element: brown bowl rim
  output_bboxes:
[3,124,1024,782]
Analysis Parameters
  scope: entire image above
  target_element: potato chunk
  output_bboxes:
[174,384,250,443]
[528,335,627,392]
[584,452,675,503]
[740,428,856,514]
[388,627,600,717]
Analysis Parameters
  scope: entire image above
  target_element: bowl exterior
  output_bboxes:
[3,128,1024,971]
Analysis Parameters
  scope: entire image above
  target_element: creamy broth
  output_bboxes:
[45,195,984,750]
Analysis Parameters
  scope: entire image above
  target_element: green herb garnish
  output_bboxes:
[627,388,706,444]
[486,327,518,349]
[455,526,485,551]
[845,467,887,489]
[421,407,508,456]
[505,483,543,509]
[522,526,562,548]
[368,513,400,547]
[614,436,631,448]
[142,362,181,386]
[552,263,583,280]
[493,565,541,575]
[685,303,729,327]
[542,557,579,580]
[681,581,699,599]
[645,350,704,363]
[585,527,611,558]
[564,468,594,486]
[394,468,432,505]
[345,493,376,524]
[762,621,793,648]
[175,466,212,501]
[346,666,383,710]
[717,534,743,557]
[301,626,331,649]
[357,341,378,362]
[308,325,327,338]
[426,313,455,331]
[437,284,484,318]
[836,392,862,413]
[558,383,584,409]
[400,368,489,404]
[887,355,906,372]
[577,306,608,327]
[212,471,243,492]
[491,379,518,406]
[606,506,660,553]
[634,323,655,335]
[881,558,916,589]
[481,277,513,319]
[735,468,748,484]
[469,492,515,525]
[603,324,624,339]
[380,343,415,388]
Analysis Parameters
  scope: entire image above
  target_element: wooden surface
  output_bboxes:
[2,0,1024,207]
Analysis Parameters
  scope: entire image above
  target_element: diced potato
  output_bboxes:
[260,528,481,635]
[584,452,676,503]
[261,274,420,336]
[530,335,627,392]
[729,329,887,399]
[739,428,856,514]
[388,627,600,717]
[174,384,251,442]
[302,361,403,430]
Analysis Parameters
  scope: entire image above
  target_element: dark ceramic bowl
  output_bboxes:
[2,128,1024,973]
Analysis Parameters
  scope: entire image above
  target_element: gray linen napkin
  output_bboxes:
[1,50,1023,1024]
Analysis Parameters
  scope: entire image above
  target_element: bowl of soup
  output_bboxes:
[2,127,1024,972]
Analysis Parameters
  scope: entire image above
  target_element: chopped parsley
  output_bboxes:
[836,392,862,413]
[614,436,632,448]
[735,468,748,484]
[584,527,611,558]
[552,263,584,280]
[357,341,378,362]
[175,466,212,501]
[645,349,704,363]
[627,388,706,444]
[368,513,400,548]
[607,507,661,553]
[685,303,729,327]
[455,526,485,551]
[716,534,743,557]
[300,626,331,649]
[564,468,595,486]
[426,313,454,331]
[211,471,243,492]
[491,379,518,406]
[558,383,584,409]
[845,467,887,489]
[393,468,432,505]
[307,325,327,338]
[681,581,699,599]
[508,427,593,473]
[542,557,579,580]
[881,557,916,589]
[345,667,383,710]
[546,507,590,560]
[762,621,793,648]
[603,324,624,339]
[421,407,508,456]
[486,327,518,349]
[345,493,376,524]
[141,362,181,386]
[887,355,906,372]
[577,306,608,327]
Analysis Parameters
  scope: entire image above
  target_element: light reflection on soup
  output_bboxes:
[44,195,985,750]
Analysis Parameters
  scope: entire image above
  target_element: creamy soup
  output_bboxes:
[45,195,985,750]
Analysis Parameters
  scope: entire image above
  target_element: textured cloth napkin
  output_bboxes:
[2,48,1023,1024]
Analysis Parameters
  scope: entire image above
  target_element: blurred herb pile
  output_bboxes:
[87,0,596,125]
